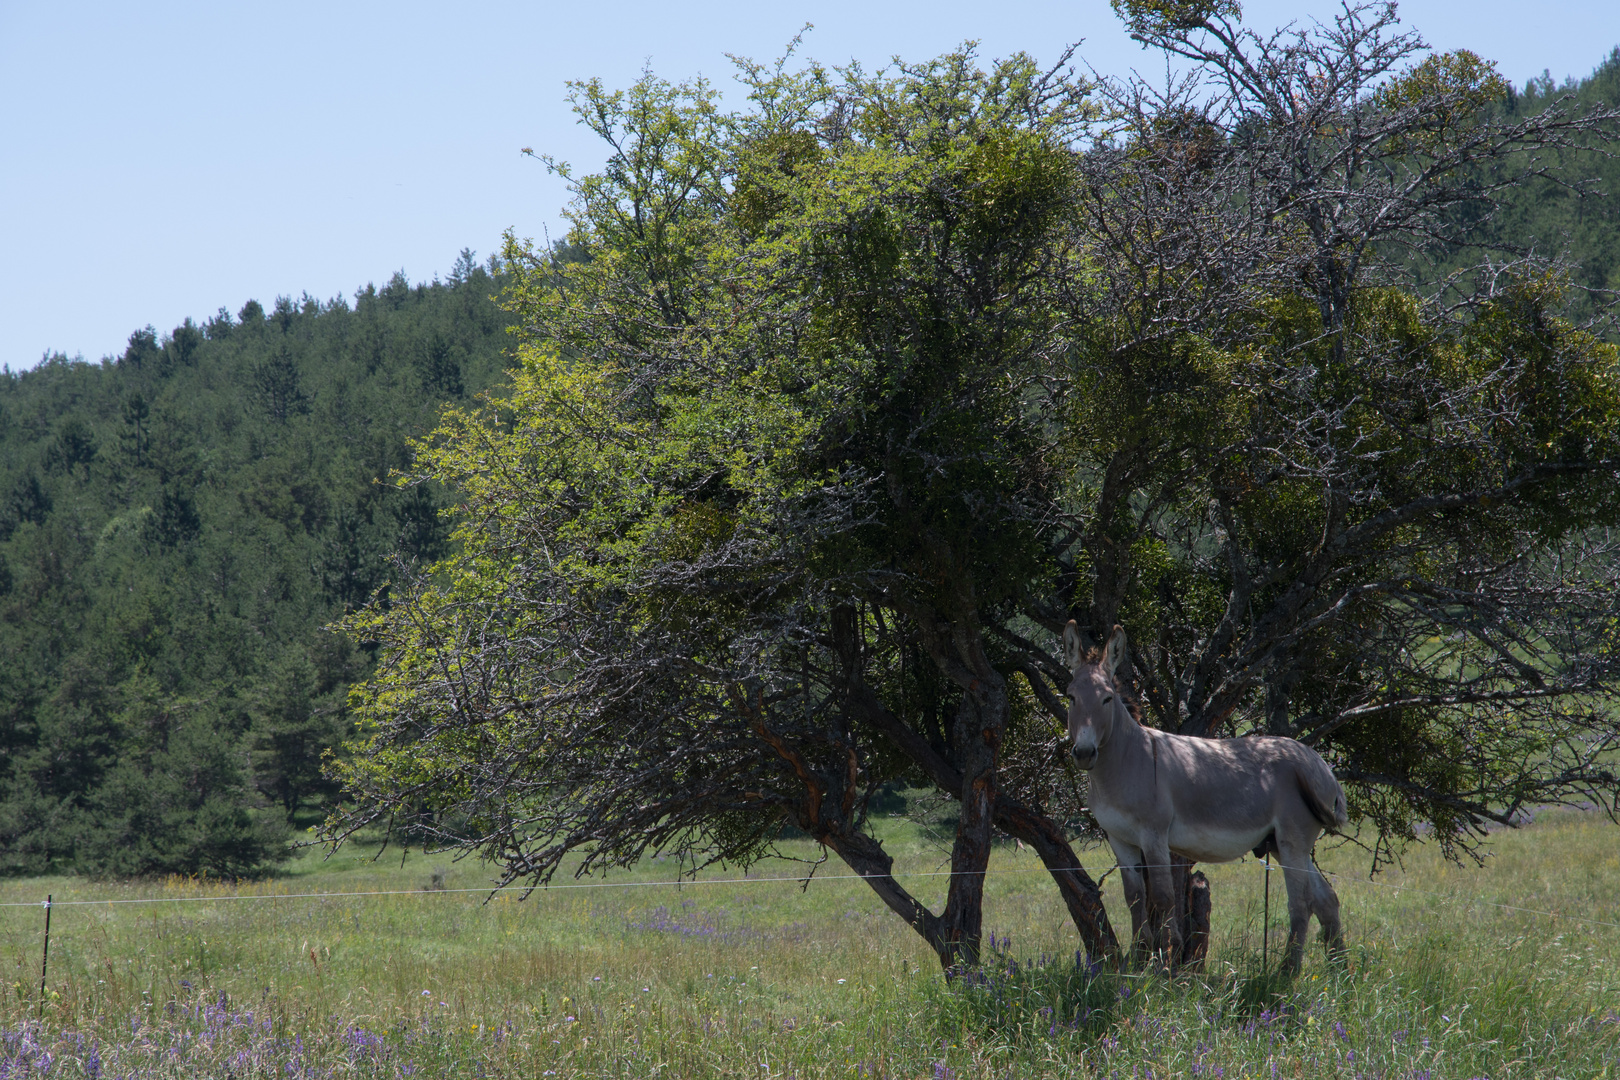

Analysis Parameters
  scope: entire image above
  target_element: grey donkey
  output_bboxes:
[1064,621,1347,972]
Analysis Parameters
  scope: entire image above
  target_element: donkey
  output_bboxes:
[1063,621,1347,972]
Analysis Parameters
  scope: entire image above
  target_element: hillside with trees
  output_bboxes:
[0,253,513,876]
[1430,46,1620,321]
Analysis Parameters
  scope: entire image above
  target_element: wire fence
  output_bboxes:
[2,855,1615,929]
[3,851,1614,1012]
[0,867,1060,910]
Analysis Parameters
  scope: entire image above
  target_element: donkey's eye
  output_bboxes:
[1101,696,1113,705]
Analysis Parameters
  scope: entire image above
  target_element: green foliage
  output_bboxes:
[0,253,514,876]
[1111,0,1241,36]
[328,21,1620,969]
[327,49,1104,904]
[83,699,287,879]
[1426,48,1620,323]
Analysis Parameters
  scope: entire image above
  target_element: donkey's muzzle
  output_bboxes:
[1070,743,1098,771]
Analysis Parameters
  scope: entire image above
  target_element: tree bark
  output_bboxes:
[819,830,955,964]
[829,605,1120,969]
[838,663,1121,965]
[994,796,1120,965]
[935,683,1001,969]
[1171,854,1211,970]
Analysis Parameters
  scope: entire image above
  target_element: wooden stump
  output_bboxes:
[1171,854,1212,970]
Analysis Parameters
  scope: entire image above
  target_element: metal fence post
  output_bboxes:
[38,894,52,1018]
[1262,858,1270,970]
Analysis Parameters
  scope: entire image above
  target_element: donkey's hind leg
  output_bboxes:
[1275,841,1319,975]
[1307,859,1344,963]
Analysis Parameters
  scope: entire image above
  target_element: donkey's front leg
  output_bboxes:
[1107,838,1150,963]
[1141,836,1183,970]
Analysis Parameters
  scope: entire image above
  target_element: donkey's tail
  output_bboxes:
[1297,754,1349,833]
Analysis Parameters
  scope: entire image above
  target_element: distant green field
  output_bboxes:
[2,811,1616,1078]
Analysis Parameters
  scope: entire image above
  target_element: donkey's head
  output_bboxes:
[1062,621,1129,771]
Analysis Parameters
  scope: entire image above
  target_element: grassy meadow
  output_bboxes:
[1,810,1616,1078]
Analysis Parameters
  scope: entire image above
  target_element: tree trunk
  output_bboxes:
[992,796,1120,965]
[825,605,1119,972]
[1171,854,1211,970]
[935,682,1004,970]
[820,831,957,965]
[833,644,1119,965]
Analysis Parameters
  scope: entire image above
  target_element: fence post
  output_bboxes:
[38,894,52,1018]
[1262,857,1270,970]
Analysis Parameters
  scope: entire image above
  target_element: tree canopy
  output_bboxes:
[325,2,1620,971]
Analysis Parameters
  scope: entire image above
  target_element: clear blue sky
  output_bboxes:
[3,1,1616,372]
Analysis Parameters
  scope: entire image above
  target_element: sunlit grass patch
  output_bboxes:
[0,810,1615,1077]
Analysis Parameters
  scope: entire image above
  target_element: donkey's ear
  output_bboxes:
[1104,624,1128,675]
[1062,620,1085,672]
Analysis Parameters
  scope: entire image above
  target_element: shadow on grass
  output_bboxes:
[925,940,1334,1050]
[1228,963,1299,1020]
[923,940,1155,1046]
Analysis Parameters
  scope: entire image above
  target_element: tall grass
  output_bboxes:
[1,810,1615,1077]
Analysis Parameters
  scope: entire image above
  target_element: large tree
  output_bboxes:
[1071,0,1620,864]
[326,2,1620,971]
[332,47,1121,970]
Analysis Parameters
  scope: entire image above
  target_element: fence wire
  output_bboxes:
[2,856,1615,931]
